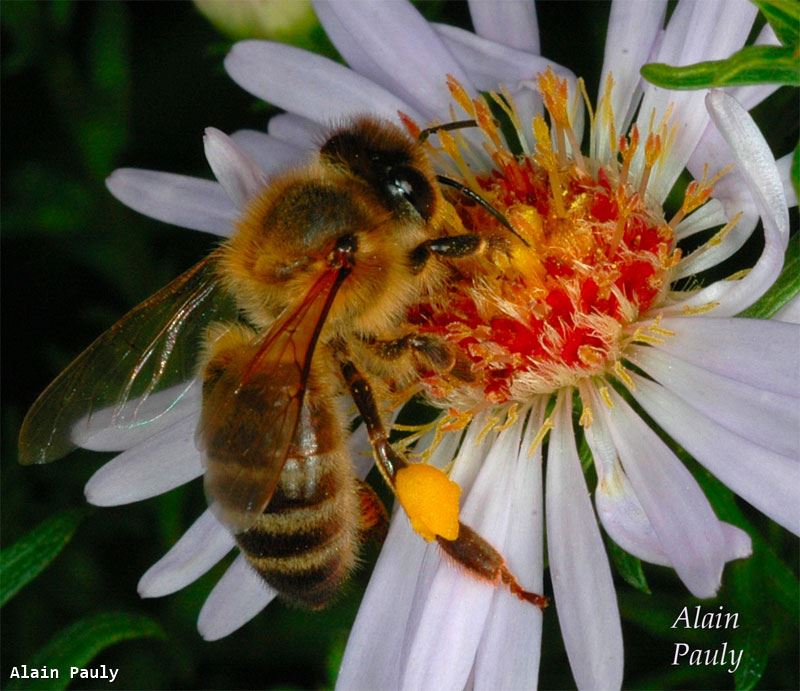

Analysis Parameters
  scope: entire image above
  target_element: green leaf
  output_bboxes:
[0,508,86,607]
[641,45,800,89]
[792,141,800,202]
[607,539,651,594]
[738,231,800,318]
[10,612,166,691]
[752,0,800,47]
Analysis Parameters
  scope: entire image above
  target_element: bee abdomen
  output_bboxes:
[236,451,359,610]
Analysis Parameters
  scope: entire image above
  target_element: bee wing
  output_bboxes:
[201,265,348,533]
[19,254,237,465]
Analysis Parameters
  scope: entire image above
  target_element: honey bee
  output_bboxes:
[19,117,546,611]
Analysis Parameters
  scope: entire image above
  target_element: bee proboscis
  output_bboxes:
[19,116,547,611]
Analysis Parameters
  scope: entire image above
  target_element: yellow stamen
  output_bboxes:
[682,301,720,315]
[396,463,461,541]
[528,415,553,457]
[446,74,475,117]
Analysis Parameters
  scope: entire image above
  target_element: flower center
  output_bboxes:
[405,71,690,409]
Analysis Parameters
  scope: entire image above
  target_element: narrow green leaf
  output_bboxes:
[752,0,800,47]
[792,141,800,202]
[10,612,165,691]
[731,559,769,691]
[0,508,86,607]
[607,539,651,594]
[739,231,800,318]
[641,45,800,89]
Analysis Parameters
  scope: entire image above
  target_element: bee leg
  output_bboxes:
[339,358,547,610]
[409,234,484,273]
[363,333,474,383]
[356,480,389,544]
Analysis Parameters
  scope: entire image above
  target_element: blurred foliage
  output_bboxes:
[2,1,797,690]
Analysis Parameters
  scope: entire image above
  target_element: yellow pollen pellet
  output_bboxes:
[396,464,461,542]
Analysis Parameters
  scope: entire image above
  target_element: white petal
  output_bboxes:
[674,198,726,240]
[584,399,670,565]
[106,168,237,236]
[225,40,421,126]
[468,0,540,53]
[267,113,324,150]
[338,413,493,690]
[229,129,307,176]
[630,374,800,535]
[650,317,800,397]
[547,391,623,690]
[596,0,666,147]
[73,379,201,452]
[634,0,757,201]
[203,127,268,208]
[473,407,545,690]
[313,0,469,119]
[84,412,202,506]
[400,422,525,690]
[675,91,790,315]
[138,509,235,597]
[197,554,276,641]
[336,513,426,690]
[777,151,798,207]
[595,387,729,598]
[629,344,799,458]
[433,23,566,93]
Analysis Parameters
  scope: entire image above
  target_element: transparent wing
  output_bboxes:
[19,254,237,464]
[200,265,348,533]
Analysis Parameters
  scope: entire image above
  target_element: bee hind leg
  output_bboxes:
[362,333,474,383]
[339,357,547,610]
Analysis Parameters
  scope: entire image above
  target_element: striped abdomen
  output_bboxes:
[235,394,360,609]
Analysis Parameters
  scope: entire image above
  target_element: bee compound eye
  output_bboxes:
[386,165,434,221]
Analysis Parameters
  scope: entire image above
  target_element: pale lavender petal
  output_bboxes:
[400,423,526,690]
[547,391,623,690]
[267,113,324,150]
[106,169,236,236]
[675,91,790,315]
[630,374,800,535]
[634,0,757,201]
[674,198,726,240]
[774,294,800,324]
[673,207,757,279]
[596,387,730,598]
[203,127,268,208]
[648,317,800,397]
[473,406,545,690]
[225,40,421,126]
[584,396,670,565]
[197,554,276,641]
[84,413,202,506]
[433,23,568,94]
[778,152,798,207]
[433,22,576,149]
[313,0,470,119]
[338,414,493,690]
[336,513,426,690]
[629,344,799,458]
[229,129,307,176]
[468,0,540,53]
[138,509,235,597]
[597,0,666,140]
[585,395,749,566]
[73,380,200,452]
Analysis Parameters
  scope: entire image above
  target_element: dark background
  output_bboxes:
[2,2,797,689]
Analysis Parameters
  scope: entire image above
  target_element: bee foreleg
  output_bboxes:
[409,234,484,273]
[339,357,546,610]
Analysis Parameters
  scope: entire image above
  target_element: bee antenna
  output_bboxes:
[418,119,478,143]
[436,175,530,248]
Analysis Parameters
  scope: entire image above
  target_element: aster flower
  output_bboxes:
[71,0,796,689]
